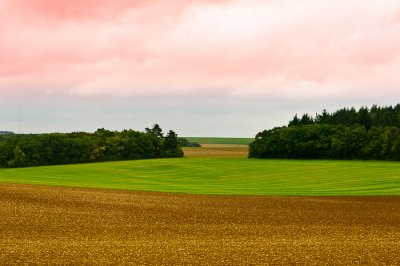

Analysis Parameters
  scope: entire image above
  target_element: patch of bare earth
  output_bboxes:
[1,184,399,265]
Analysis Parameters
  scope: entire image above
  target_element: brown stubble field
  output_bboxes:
[1,183,399,265]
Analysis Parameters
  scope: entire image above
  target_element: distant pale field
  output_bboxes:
[182,144,248,158]
[1,144,399,195]
[184,137,253,145]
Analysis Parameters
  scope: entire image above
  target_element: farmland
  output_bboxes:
[1,156,400,195]
[1,184,399,265]
[183,144,249,158]
[1,144,400,264]
[184,137,253,145]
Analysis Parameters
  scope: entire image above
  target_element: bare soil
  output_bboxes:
[1,183,399,265]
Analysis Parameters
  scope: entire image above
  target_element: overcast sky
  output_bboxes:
[1,0,400,137]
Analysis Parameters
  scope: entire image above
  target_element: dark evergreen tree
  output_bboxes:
[288,114,300,126]
[315,109,330,124]
[164,130,184,157]
[358,106,372,130]
[299,114,313,125]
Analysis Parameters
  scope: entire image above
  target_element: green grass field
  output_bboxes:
[184,137,253,145]
[1,158,399,195]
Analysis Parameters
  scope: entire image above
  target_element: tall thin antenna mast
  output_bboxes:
[19,105,21,134]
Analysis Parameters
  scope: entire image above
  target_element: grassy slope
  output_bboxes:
[184,137,253,145]
[1,158,399,195]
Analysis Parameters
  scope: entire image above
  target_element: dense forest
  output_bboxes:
[0,124,183,168]
[249,105,400,160]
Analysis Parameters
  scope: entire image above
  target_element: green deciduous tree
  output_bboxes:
[0,125,183,168]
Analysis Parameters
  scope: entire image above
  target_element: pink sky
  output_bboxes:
[1,0,400,135]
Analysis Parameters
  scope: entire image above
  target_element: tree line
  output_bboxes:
[178,138,201,147]
[0,124,183,168]
[288,104,400,130]
[0,131,14,135]
[249,105,400,160]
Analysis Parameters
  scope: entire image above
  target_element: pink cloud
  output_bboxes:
[1,0,400,99]
[4,0,143,22]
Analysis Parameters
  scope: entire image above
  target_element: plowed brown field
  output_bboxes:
[1,184,399,265]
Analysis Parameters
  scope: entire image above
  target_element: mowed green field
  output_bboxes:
[0,157,399,195]
[184,137,253,145]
